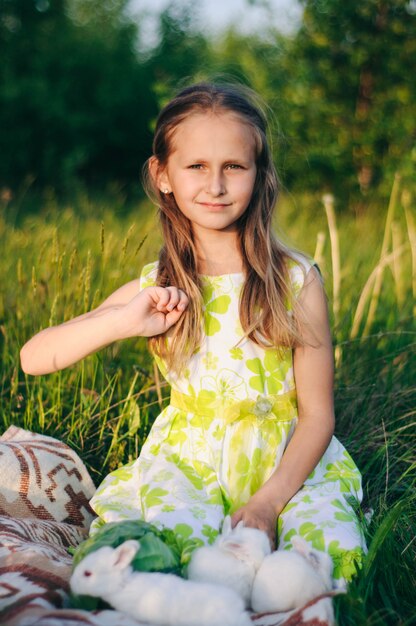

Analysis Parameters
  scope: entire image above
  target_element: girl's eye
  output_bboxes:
[188,164,244,170]
[226,164,243,170]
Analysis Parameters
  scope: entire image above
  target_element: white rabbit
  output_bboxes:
[187,515,271,607]
[251,535,334,613]
[70,539,252,626]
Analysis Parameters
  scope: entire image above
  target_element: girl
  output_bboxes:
[21,82,366,588]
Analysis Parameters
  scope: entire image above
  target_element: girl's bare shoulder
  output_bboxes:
[286,251,320,296]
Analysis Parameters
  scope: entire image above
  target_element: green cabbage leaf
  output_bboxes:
[70,519,183,610]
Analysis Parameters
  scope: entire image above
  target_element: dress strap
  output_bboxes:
[170,389,297,424]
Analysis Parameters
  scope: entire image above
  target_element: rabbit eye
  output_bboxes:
[308,553,320,568]
[84,570,92,577]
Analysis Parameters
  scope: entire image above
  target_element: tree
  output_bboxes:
[146,1,212,111]
[281,0,416,200]
[0,0,158,191]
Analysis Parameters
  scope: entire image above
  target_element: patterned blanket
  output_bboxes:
[0,426,336,625]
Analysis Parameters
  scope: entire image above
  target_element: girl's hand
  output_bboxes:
[231,493,279,549]
[119,286,189,339]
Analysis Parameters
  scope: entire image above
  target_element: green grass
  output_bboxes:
[0,186,415,625]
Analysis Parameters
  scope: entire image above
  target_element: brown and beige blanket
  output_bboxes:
[0,426,336,626]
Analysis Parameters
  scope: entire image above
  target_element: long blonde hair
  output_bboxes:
[143,82,303,373]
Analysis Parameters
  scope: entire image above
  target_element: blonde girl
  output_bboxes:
[21,82,366,588]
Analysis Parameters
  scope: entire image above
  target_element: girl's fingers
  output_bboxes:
[177,289,189,311]
[168,287,189,312]
[152,286,177,311]
[165,290,189,325]
[153,287,172,311]
[230,510,244,528]
[153,286,188,314]
[165,286,181,311]
[230,506,276,548]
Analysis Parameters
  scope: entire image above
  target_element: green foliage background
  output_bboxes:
[1,0,415,203]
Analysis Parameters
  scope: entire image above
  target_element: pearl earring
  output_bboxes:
[163,188,170,194]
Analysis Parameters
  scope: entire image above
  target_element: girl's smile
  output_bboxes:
[197,202,232,210]
[159,112,257,235]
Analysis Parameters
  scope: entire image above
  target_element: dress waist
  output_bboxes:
[170,389,298,424]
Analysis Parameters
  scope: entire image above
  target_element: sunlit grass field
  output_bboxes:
[0,183,415,625]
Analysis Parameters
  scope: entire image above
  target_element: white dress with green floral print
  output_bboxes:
[90,255,366,587]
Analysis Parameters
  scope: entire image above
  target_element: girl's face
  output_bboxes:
[158,111,257,236]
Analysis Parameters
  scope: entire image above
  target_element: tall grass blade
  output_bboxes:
[402,190,416,317]
[391,221,406,309]
[322,194,341,326]
[363,173,400,336]
[363,499,407,578]
[350,245,408,339]
[314,230,326,269]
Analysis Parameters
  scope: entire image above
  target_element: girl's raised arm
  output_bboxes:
[20,281,188,376]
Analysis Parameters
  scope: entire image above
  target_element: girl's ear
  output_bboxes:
[148,156,171,194]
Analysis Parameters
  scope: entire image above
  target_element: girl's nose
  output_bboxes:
[206,170,226,196]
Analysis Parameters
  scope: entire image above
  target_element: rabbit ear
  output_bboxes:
[221,515,232,535]
[222,538,247,557]
[291,535,309,555]
[112,540,140,570]
[292,536,323,571]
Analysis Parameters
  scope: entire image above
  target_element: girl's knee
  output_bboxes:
[277,492,367,587]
